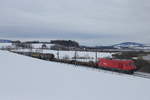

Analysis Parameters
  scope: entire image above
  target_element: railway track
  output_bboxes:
[11,51,150,79]
[61,60,150,79]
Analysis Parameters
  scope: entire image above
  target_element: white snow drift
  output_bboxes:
[0,50,150,100]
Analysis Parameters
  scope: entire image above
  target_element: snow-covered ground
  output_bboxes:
[0,50,150,100]
[143,54,150,61]
[0,43,12,48]
[0,43,53,49]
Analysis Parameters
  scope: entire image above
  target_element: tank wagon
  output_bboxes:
[97,58,137,74]
[30,52,54,60]
[12,51,54,60]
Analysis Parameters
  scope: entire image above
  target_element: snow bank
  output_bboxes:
[0,50,150,100]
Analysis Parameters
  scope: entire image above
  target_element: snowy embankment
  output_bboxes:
[0,50,150,100]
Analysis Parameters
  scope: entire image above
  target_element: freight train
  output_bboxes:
[11,51,137,74]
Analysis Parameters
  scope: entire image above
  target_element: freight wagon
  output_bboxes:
[12,51,54,60]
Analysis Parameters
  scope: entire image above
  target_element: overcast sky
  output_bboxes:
[0,0,150,45]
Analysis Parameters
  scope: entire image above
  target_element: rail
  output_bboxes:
[10,51,150,79]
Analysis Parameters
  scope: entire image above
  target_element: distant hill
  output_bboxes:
[80,42,148,50]
[113,42,144,47]
[0,39,12,43]
[113,42,145,49]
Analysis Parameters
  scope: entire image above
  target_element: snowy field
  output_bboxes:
[0,43,53,49]
[143,54,150,61]
[0,43,12,48]
[0,50,150,100]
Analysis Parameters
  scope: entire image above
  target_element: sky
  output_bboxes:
[0,0,150,45]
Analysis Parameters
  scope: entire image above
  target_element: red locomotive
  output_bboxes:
[97,58,137,74]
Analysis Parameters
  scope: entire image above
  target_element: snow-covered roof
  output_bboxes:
[0,50,150,100]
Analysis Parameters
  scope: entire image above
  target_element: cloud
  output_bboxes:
[0,0,150,44]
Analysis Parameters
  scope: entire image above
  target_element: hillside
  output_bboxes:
[113,42,144,48]
[0,50,150,100]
